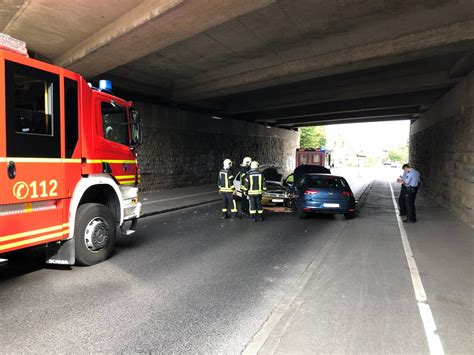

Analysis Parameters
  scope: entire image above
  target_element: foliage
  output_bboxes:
[388,144,408,164]
[300,126,327,148]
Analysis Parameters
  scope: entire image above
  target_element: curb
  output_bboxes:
[140,198,221,219]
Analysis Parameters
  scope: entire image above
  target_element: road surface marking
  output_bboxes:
[242,223,345,355]
[142,191,217,205]
[389,182,444,355]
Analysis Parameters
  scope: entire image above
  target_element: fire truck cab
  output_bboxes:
[0,35,142,266]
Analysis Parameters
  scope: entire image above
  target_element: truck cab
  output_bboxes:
[0,34,142,266]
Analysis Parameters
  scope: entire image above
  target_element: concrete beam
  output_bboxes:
[225,70,457,114]
[285,115,415,128]
[449,50,474,78]
[54,0,183,69]
[274,107,421,127]
[54,0,275,78]
[234,89,445,122]
[175,20,474,100]
[0,0,27,32]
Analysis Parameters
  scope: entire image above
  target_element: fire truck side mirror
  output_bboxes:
[130,109,143,149]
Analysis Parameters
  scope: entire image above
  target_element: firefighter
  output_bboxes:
[243,161,266,222]
[238,156,252,216]
[218,159,238,219]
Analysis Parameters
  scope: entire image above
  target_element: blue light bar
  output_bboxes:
[99,80,112,92]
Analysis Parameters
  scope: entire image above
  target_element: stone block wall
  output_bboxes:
[135,102,299,191]
[409,71,474,228]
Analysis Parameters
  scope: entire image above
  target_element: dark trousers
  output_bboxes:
[239,196,249,215]
[404,186,418,221]
[249,195,263,216]
[398,185,407,215]
[221,192,237,216]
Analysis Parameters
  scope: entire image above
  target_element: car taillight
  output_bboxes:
[342,191,353,197]
[305,189,319,195]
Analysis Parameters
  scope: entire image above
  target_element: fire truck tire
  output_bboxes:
[74,203,117,266]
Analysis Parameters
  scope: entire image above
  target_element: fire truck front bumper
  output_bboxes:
[120,186,142,235]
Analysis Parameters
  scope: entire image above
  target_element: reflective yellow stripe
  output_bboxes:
[0,157,81,163]
[24,202,33,213]
[115,175,136,180]
[86,159,136,164]
[120,181,136,185]
[0,229,69,251]
[0,223,69,242]
[231,200,237,212]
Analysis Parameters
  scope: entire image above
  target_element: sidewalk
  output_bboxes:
[250,180,473,354]
[140,184,220,217]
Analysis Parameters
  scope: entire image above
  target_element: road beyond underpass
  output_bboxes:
[1,176,472,354]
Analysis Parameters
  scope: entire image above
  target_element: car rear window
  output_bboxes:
[306,176,347,189]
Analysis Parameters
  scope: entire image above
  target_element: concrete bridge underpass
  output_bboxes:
[2,0,472,225]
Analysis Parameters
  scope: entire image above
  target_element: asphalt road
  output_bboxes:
[1,175,471,353]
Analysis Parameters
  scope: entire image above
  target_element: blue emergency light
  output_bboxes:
[99,80,112,92]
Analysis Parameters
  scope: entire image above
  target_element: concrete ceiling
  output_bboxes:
[2,0,474,128]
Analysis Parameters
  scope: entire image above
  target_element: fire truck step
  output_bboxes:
[0,258,8,266]
[121,218,138,236]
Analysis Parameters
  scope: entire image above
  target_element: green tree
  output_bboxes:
[300,126,327,148]
[388,144,408,164]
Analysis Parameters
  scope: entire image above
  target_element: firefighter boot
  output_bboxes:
[221,212,229,219]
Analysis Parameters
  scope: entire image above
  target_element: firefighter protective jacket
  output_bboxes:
[243,170,267,196]
[239,165,250,185]
[218,168,235,193]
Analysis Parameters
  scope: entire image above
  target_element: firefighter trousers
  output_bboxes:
[221,192,237,216]
[248,195,263,216]
[239,195,250,215]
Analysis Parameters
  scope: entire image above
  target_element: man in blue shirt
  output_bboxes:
[402,164,420,223]
[396,164,409,216]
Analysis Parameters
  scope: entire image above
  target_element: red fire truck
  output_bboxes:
[296,148,331,168]
[0,35,142,266]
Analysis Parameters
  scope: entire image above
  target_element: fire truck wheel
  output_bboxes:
[74,203,117,266]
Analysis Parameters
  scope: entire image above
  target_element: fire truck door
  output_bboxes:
[3,61,66,208]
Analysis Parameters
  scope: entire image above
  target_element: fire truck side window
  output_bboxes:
[5,61,60,158]
[101,102,129,146]
[13,75,54,136]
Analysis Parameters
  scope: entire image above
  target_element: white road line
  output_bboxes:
[141,191,217,205]
[389,182,444,355]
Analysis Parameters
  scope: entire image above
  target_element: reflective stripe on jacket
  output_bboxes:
[244,170,266,195]
[218,169,235,193]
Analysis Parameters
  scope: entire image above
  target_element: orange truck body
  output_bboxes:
[0,47,141,264]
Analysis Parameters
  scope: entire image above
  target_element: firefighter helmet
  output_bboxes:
[223,159,233,169]
[250,161,259,169]
[242,157,252,167]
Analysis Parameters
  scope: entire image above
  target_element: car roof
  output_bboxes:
[305,173,346,179]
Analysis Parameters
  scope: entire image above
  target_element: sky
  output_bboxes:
[325,120,411,156]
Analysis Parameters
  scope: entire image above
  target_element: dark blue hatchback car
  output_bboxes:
[293,174,356,219]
